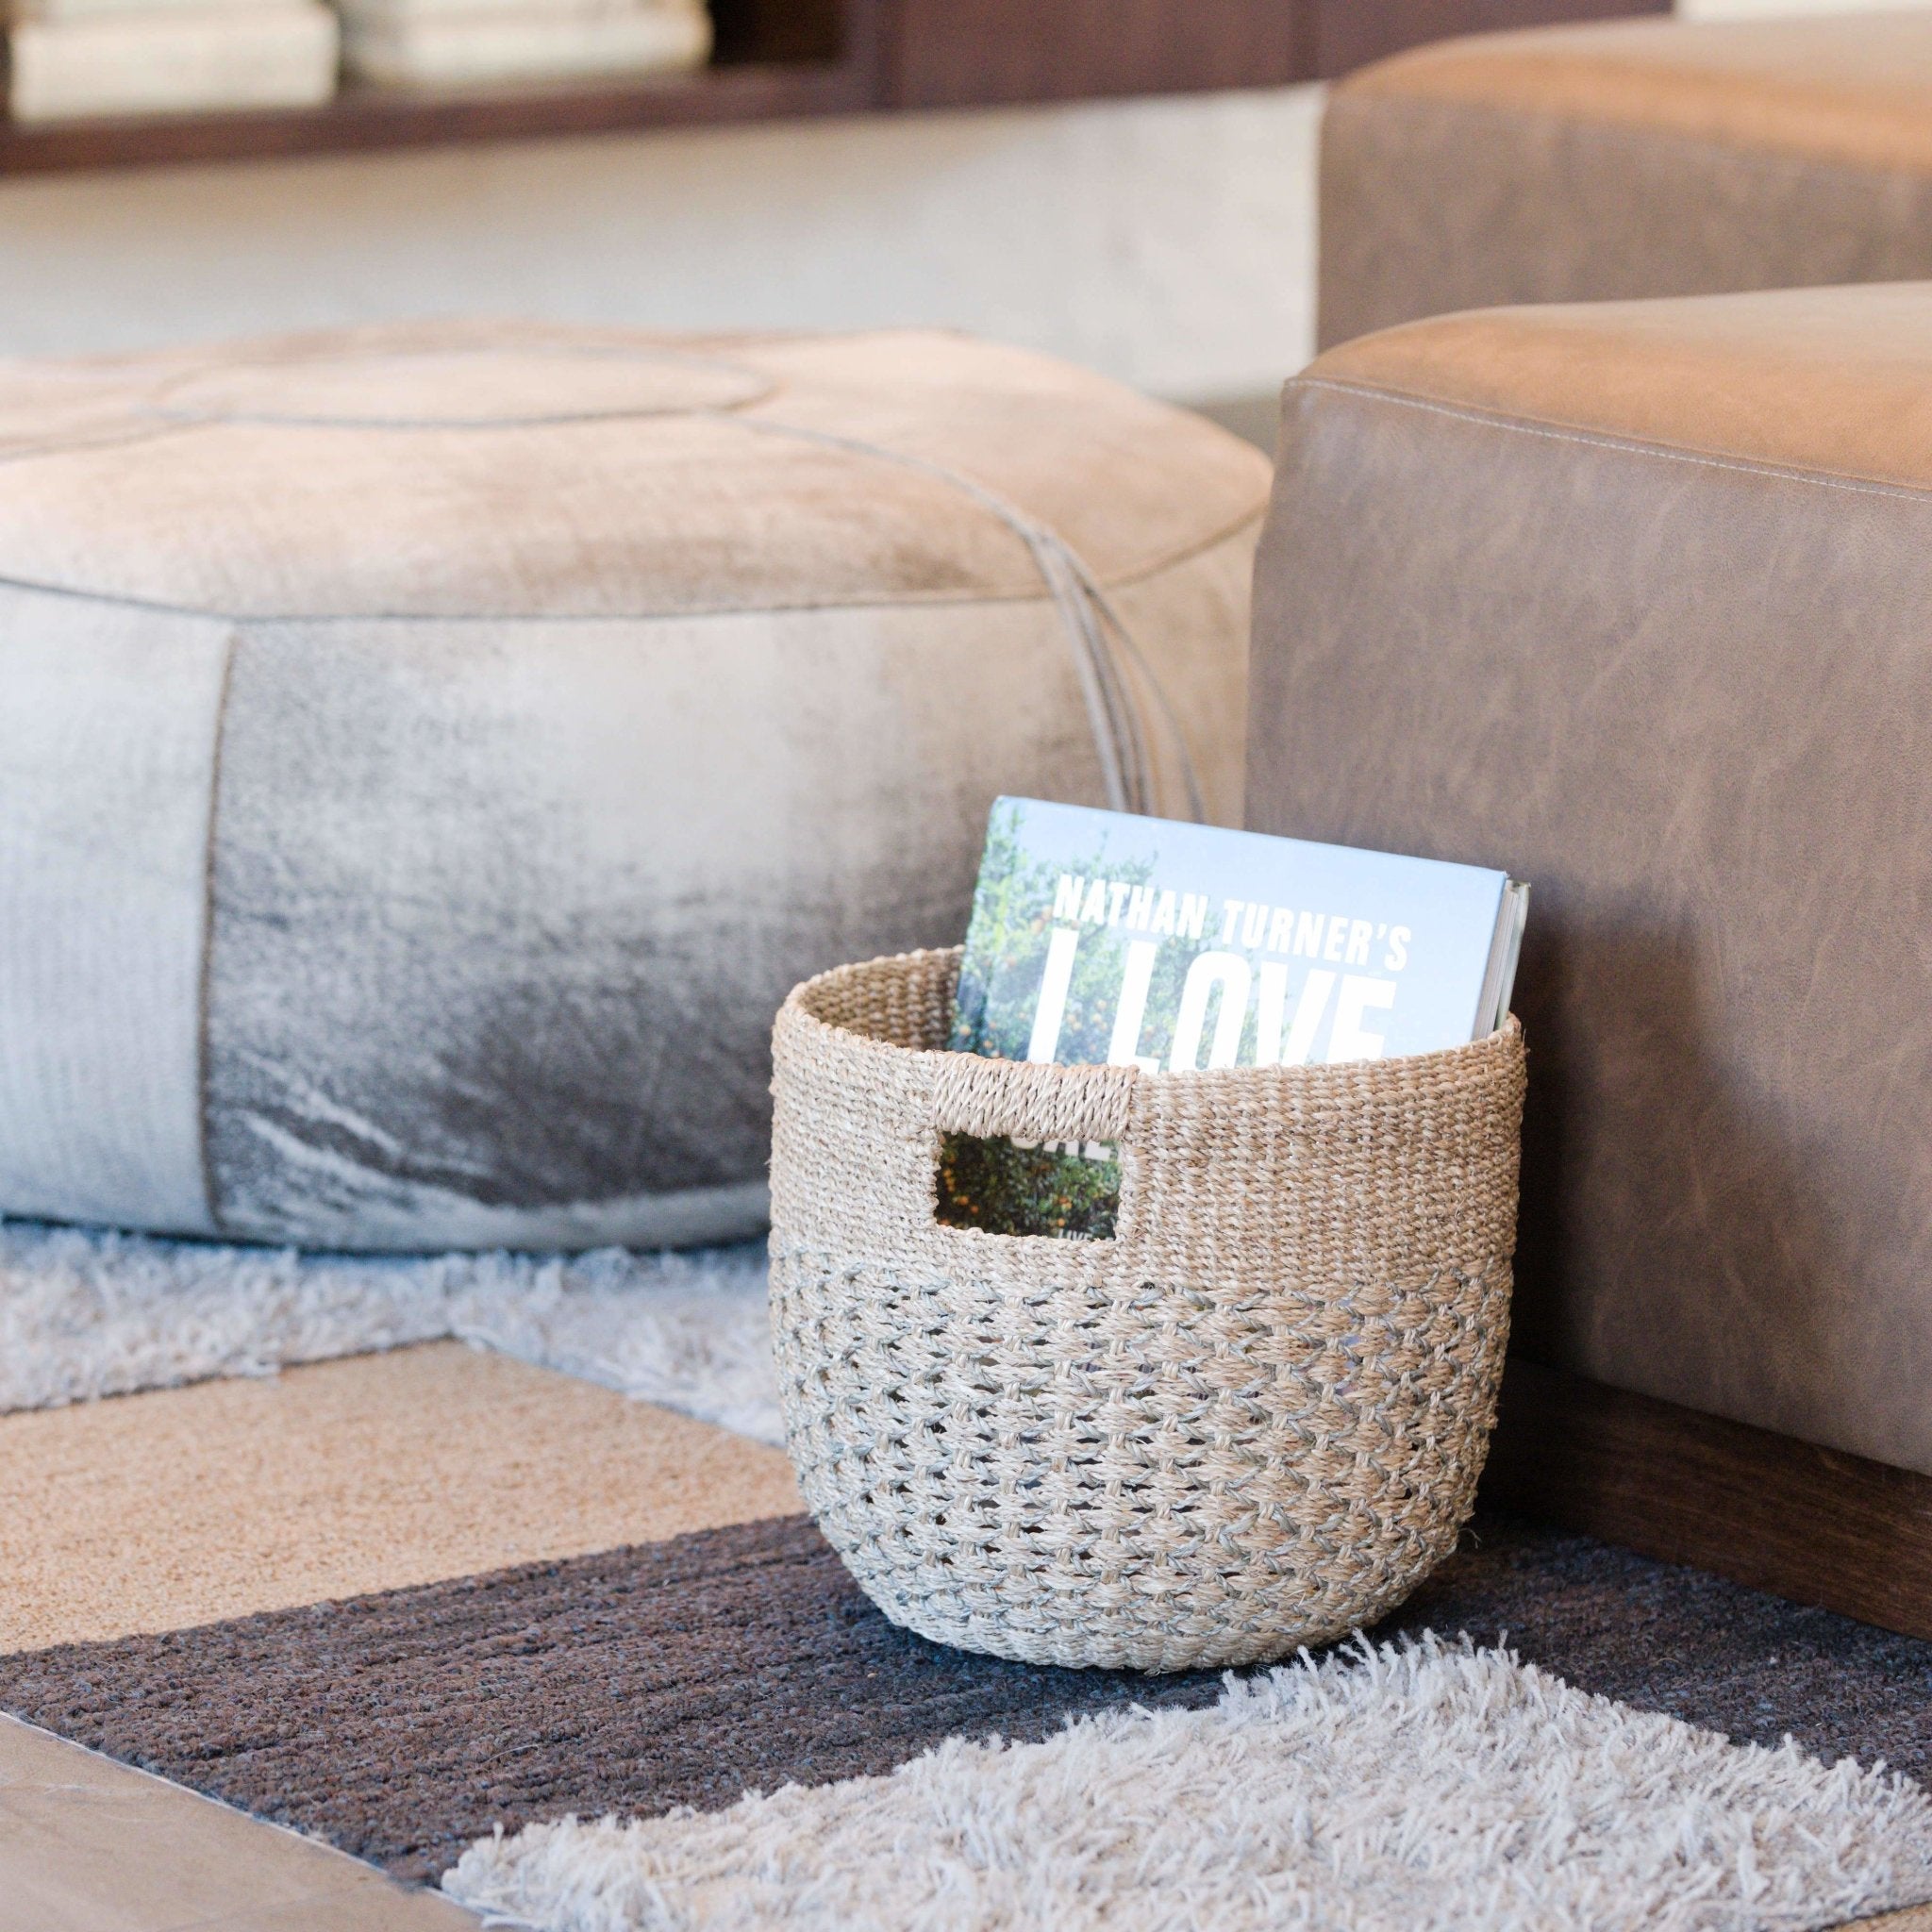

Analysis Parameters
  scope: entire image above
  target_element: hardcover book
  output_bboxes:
[941,797,1526,1239]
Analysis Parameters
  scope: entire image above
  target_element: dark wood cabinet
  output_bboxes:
[0,0,1668,178]
[708,0,850,67]
[881,0,1671,111]
[1310,0,1666,77]
[881,0,1307,112]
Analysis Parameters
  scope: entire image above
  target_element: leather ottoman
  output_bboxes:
[1321,10,1932,348]
[0,321,1264,1252]
[1249,281,1932,1634]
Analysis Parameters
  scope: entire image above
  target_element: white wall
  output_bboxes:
[0,83,1323,404]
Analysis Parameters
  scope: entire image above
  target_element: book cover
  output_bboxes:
[940,797,1522,1239]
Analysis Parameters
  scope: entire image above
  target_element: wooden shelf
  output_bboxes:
[0,0,876,175]
[0,58,870,178]
[0,0,1668,179]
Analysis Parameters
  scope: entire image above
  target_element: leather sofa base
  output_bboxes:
[1251,285,1932,1483]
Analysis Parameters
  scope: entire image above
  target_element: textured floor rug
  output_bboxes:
[7,1501,1931,1902]
[0,1345,803,1654]
[0,1216,779,1441]
[443,1636,1932,1932]
[6,1222,1932,1929]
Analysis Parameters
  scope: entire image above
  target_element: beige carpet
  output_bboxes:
[0,1341,801,1652]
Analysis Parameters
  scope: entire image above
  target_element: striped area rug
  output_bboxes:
[3,1226,1932,1929]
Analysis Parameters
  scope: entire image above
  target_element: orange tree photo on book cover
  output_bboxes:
[942,801,1208,1240]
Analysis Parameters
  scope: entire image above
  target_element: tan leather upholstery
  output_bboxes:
[1317,282,1932,488]
[1248,281,1932,1480]
[1321,12,1932,347]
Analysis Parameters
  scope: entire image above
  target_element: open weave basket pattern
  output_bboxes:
[769,948,1526,1673]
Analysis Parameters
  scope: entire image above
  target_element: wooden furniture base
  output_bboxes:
[1484,1358,1932,1642]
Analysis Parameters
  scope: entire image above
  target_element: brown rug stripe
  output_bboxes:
[1,1509,1926,1885]
[0,1342,802,1652]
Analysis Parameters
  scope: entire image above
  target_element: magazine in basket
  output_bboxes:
[941,797,1527,1239]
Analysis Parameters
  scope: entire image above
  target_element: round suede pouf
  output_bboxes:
[0,321,1267,1252]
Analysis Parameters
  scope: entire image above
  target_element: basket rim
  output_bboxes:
[779,944,1523,1098]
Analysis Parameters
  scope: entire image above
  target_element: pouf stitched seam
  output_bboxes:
[0,510,1267,627]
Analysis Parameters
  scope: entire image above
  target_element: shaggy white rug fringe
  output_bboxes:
[442,1634,1932,1932]
[0,1218,782,1444]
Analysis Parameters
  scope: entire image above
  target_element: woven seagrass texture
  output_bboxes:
[769,948,1527,1672]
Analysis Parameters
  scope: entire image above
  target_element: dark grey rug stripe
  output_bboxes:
[1392,1514,1932,1786]
[1,1509,1926,1885]
[0,1514,1235,1881]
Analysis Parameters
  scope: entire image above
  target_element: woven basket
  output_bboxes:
[769,946,1527,1673]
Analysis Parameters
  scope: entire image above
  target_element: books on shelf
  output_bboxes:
[341,0,711,88]
[2,0,712,122]
[8,0,297,20]
[6,3,340,122]
[331,0,691,18]
[941,796,1528,1238]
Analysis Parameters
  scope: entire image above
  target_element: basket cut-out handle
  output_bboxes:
[918,1051,1139,1243]
[925,1050,1137,1148]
